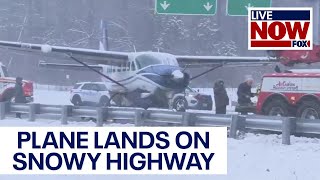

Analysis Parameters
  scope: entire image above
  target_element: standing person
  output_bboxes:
[214,80,229,114]
[14,77,26,118]
[237,76,255,106]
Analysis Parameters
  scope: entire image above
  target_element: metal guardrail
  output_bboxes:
[1,102,320,145]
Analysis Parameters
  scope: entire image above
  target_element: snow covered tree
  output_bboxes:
[189,17,238,56]
[153,15,189,54]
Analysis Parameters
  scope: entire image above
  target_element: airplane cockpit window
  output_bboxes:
[164,57,179,66]
[162,59,168,65]
[107,66,112,73]
[135,54,162,69]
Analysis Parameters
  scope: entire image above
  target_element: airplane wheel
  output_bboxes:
[110,93,124,107]
[173,97,187,112]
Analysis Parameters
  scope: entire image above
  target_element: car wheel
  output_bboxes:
[264,100,288,117]
[72,95,82,106]
[297,101,320,120]
[99,96,110,107]
[173,97,187,112]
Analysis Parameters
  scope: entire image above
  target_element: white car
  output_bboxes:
[70,82,110,106]
[172,87,213,112]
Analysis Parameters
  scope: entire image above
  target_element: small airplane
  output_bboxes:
[0,20,278,110]
[0,39,277,110]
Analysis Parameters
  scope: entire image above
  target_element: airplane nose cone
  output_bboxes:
[172,70,184,80]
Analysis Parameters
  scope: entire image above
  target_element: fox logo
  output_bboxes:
[248,7,313,50]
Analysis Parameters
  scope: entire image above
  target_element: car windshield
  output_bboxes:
[186,87,195,93]
[135,54,162,69]
[73,84,82,89]
[96,84,107,91]
[2,66,8,77]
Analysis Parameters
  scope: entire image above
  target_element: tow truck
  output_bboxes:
[236,42,320,117]
[0,63,33,102]
[267,44,320,66]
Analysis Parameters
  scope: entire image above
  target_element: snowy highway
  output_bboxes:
[31,88,246,111]
[0,1,318,178]
[1,121,319,180]
[0,89,319,180]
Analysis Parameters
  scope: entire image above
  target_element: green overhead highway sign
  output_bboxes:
[227,0,272,16]
[155,0,217,15]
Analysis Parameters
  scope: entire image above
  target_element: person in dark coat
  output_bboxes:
[214,80,229,114]
[237,77,255,106]
[14,77,26,118]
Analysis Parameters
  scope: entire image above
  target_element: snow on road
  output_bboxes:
[1,89,319,180]
[33,88,246,112]
[34,89,72,105]
[0,120,319,180]
[0,118,134,127]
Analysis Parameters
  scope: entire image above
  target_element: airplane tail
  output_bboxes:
[99,20,109,51]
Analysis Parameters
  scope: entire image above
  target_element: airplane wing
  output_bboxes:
[175,55,278,68]
[38,61,103,71]
[0,40,278,69]
[0,41,129,66]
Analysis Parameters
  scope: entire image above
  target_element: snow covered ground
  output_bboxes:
[34,89,72,105]
[33,88,254,112]
[1,119,319,180]
[1,89,320,180]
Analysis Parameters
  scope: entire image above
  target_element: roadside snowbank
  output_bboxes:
[34,89,72,105]
[0,118,319,180]
[33,88,244,112]
[1,89,318,180]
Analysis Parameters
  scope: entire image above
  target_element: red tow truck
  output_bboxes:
[238,43,320,119]
[0,63,33,102]
[257,71,320,119]
[268,44,320,66]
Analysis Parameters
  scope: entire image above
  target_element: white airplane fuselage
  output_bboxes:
[98,52,189,106]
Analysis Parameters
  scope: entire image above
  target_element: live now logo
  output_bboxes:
[248,7,313,50]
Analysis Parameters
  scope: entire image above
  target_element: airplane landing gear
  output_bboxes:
[109,89,169,110]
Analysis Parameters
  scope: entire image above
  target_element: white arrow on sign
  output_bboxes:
[160,1,170,10]
[245,3,254,10]
[203,2,213,11]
